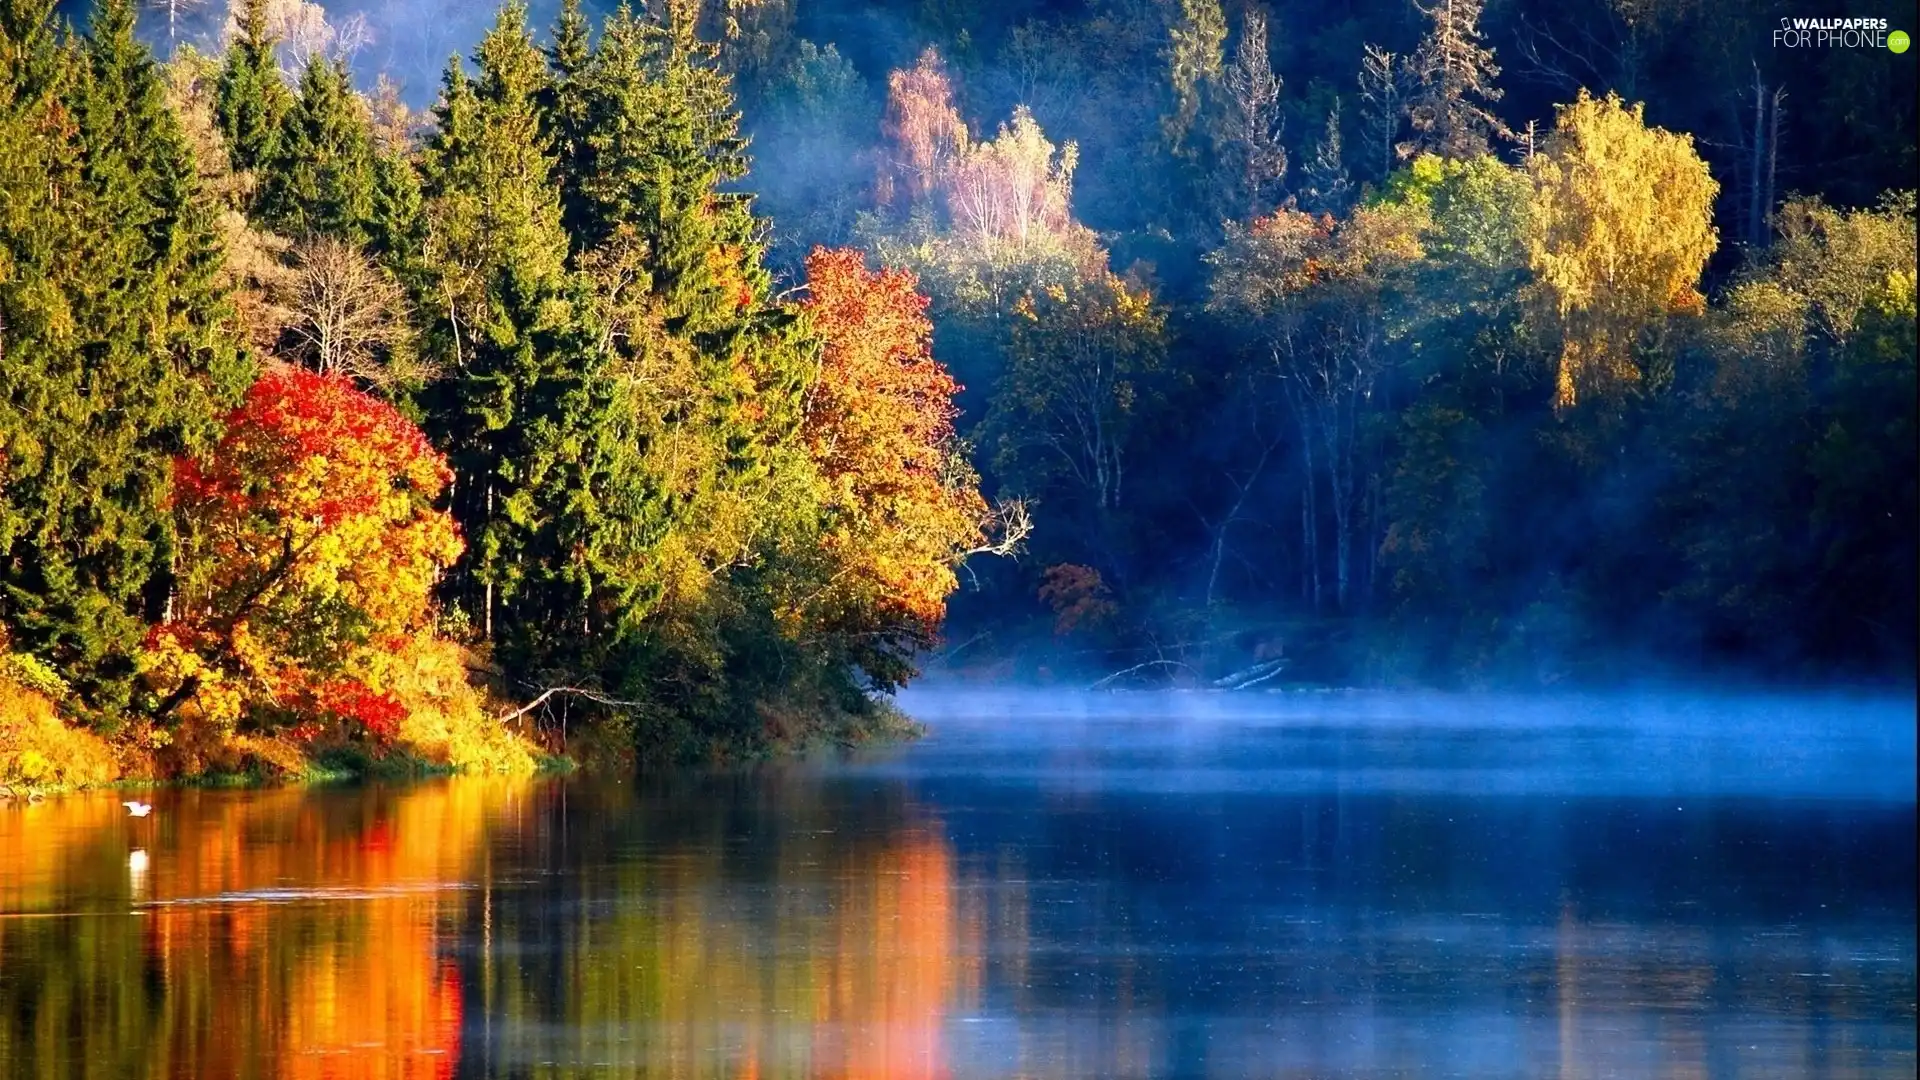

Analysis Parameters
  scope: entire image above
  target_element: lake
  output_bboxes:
[1,689,1914,1078]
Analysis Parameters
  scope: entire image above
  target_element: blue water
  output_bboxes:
[1,688,1912,1079]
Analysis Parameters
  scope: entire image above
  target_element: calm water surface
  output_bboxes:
[1,689,1914,1079]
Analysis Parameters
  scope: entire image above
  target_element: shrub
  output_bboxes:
[0,678,119,793]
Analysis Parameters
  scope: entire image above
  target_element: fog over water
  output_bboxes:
[2,687,1914,1077]
[886,686,1919,801]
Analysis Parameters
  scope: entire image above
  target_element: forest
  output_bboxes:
[1,0,1914,788]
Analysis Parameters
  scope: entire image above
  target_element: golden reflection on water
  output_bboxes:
[0,779,986,1080]
[0,782,513,1079]
[1,778,1912,1079]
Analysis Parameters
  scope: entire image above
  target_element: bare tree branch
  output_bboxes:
[496,686,648,724]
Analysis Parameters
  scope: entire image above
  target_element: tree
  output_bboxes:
[1406,0,1507,161]
[256,57,377,244]
[146,0,208,54]
[221,0,370,76]
[214,0,291,175]
[1163,0,1225,153]
[0,0,239,721]
[283,236,418,387]
[1299,99,1351,215]
[1668,194,1916,669]
[1355,44,1409,182]
[1212,8,1287,219]
[796,248,999,688]
[879,46,965,210]
[416,2,595,644]
[1526,91,1718,409]
[944,106,1078,254]
[750,39,876,265]
[149,368,461,739]
[540,0,592,191]
[987,273,1167,521]
[1208,205,1422,613]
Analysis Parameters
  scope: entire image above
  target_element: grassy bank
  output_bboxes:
[0,642,554,799]
[2,658,924,800]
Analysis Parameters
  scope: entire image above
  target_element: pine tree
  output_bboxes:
[1300,100,1352,215]
[1406,0,1508,161]
[415,2,654,669]
[1212,9,1286,220]
[214,0,290,176]
[1,0,238,721]
[257,58,377,244]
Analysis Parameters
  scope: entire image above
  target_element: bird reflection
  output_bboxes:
[128,848,149,902]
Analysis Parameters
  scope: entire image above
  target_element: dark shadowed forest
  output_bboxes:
[2,0,1914,786]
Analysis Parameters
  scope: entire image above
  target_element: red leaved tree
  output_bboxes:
[143,367,462,746]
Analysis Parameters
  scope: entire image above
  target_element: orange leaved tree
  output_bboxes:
[798,248,998,688]
[144,367,462,748]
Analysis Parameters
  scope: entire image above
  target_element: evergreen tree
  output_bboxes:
[1163,0,1225,153]
[542,0,593,222]
[213,0,290,176]
[1212,9,1287,220]
[369,150,427,274]
[568,2,809,471]
[1,0,238,721]
[1406,0,1507,161]
[416,2,654,675]
[257,58,377,244]
[1300,99,1352,215]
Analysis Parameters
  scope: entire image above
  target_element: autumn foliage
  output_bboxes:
[144,368,462,752]
[879,47,966,208]
[799,248,990,686]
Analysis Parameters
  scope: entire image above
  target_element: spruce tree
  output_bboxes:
[568,4,808,444]
[258,58,378,244]
[542,0,593,231]
[416,3,654,673]
[369,150,427,274]
[1,0,237,721]
[1406,0,1507,160]
[555,3,826,721]
[214,0,290,176]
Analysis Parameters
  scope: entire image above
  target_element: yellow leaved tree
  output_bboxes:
[1526,90,1718,409]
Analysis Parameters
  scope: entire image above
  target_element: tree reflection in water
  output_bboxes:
[0,776,988,1080]
[0,756,1912,1079]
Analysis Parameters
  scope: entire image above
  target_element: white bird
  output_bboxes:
[123,801,153,817]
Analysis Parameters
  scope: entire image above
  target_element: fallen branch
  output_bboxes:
[1212,658,1287,690]
[496,686,647,724]
[935,631,990,664]
[1089,659,1196,691]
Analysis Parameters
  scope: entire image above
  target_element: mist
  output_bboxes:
[881,685,1919,802]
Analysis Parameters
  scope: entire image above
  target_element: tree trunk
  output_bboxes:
[1764,86,1784,245]
[483,483,495,641]
[1301,441,1321,612]
[1749,66,1766,246]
